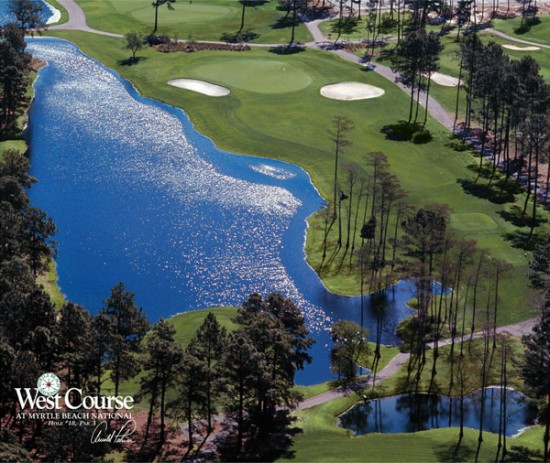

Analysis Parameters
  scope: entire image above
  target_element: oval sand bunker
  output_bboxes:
[430,72,460,87]
[167,79,230,97]
[502,44,541,51]
[321,82,385,101]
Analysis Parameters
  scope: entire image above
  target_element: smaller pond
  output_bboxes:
[339,388,537,437]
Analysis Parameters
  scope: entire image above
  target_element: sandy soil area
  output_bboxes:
[167,79,230,97]
[320,82,385,100]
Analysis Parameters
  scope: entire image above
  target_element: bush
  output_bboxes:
[156,42,251,53]
[446,137,469,152]
[144,35,171,46]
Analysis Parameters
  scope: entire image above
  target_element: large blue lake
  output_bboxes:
[0,0,58,25]
[26,38,415,385]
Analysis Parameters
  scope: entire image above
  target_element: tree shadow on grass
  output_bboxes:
[457,178,516,204]
[503,230,546,251]
[117,57,148,66]
[221,28,260,42]
[381,121,421,141]
[271,15,303,30]
[269,44,306,54]
[216,411,301,462]
[507,445,544,462]
[435,441,475,462]
[239,0,268,6]
[498,205,546,228]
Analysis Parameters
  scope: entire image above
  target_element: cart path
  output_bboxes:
[48,0,123,37]
[485,28,550,49]
[298,316,538,410]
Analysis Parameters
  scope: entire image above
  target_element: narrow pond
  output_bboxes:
[26,38,416,385]
[339,387,538,436]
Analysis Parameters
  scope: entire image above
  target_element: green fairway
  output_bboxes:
[189,57,313,93]
[450,212,498,231]
[74,0,312,44]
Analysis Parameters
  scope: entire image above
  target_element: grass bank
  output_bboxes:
[285,395,531,462]
[42,30,538,326]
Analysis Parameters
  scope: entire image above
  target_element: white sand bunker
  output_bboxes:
[321,82,385,101]
[430,72,460,87]
[502,44,541,51]
[167,79,230,97]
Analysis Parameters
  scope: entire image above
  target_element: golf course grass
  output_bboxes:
[492,15,550,45]
[285,394,544,462]
[189,57,314,93]
[0,140,27,154]
[44,30,541,326]
[74,0,312,44]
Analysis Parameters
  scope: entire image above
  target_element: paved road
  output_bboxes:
[48,0,122,37]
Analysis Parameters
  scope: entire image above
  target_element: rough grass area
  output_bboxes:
[37,260,65,309]
[43,31,541,327]
[74,0,312,44]
[0,140,27,155]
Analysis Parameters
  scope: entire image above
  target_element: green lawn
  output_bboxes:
[74,0,312,44]
[37,260,65,309]
[492,15,550,45]
[44,30,540,325]
[165,306,238,346]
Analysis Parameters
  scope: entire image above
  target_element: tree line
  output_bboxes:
[455,34,550,236]
[138,293,313,461]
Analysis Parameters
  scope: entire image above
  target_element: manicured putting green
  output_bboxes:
[450,212,497,231]
[191,58,313,94]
